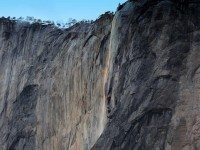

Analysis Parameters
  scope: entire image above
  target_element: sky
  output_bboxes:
[0,0,126,22]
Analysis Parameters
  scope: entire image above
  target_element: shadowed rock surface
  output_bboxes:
[1,0,200,150]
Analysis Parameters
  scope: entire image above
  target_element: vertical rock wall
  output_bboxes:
[93,0,200,150]
[0,14,112,150]
[1,0,200,150]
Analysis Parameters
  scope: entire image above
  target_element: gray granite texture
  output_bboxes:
[1,0,200,150]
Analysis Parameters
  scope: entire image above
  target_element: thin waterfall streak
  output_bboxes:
[99,40,111,137]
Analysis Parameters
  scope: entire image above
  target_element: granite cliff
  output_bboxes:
[1,0,200,150]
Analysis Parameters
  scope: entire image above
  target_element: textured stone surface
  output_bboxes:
[93,0,200,150]
[0,14,113,150]
[1,0,200,150]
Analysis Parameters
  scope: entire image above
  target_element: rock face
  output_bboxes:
[1,0,200,150]
[0,14,112,150]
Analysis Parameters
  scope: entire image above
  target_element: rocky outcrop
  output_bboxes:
[0,13,113,150]
[93,0,200,149]
[1,0,200,150]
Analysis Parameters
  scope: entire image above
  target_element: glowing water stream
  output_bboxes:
[98,39,112,137]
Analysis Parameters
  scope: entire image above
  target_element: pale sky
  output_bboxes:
[0,0,127,22]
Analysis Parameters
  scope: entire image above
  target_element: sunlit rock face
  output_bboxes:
[1,0,200,150]
[0,14,112,150]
